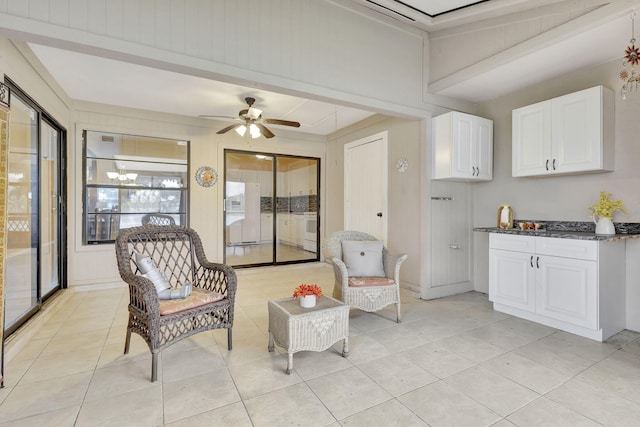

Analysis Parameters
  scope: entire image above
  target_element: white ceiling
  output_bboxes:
[29,43,376,136]
[433,12,632,102]
[27,1,636,131]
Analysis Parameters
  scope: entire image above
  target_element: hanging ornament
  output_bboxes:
[621,11,640,99]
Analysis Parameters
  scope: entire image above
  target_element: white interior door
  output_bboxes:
[344,131,387,243]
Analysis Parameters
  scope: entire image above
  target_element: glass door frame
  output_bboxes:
[223,149,320,268]
[4,78,67,336]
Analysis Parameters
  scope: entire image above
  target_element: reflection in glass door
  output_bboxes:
[225,150,319,267]
[4,81,66,335]
[225,152,274,266]
[40,121,60,299]
[275,156,319,264]
[5,94,39,332]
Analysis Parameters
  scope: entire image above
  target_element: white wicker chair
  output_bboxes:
[324,230,407,322]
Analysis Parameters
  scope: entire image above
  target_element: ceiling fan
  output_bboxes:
[199,97,300,139]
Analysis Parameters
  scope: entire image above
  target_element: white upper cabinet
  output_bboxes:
[512,85,614,177]
[432,111,493,181]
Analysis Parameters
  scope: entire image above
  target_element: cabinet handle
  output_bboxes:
[552,159,556,170]
[536,256,540,268]
[449,245,460,250]
[545,159,549,171]
[431,196,454,201]
[530,255,533,268]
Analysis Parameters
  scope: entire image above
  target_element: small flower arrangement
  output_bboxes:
[588,191,627,219]
[292,284,323,299]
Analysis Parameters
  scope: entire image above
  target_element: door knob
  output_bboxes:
[376,212,382,217]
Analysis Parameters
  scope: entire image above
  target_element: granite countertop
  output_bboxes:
[474,220,640,241]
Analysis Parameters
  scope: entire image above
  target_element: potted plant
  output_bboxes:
[293,284,323,308]
[588,191,627,235]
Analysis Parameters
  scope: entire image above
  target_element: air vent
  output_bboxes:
[101,135,115,143]
[362,0,416,22]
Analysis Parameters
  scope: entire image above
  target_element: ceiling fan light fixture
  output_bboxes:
[248,107,262,119]
[235,125,247,137]
[249,123,261,138]
[212,96,300,138]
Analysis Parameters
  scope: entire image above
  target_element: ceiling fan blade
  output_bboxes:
[264,118,301,128]
[217,123,243,134]
[256,123,275,138]
[198,115,238,120]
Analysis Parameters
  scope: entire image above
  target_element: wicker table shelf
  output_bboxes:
[268,296,349,374]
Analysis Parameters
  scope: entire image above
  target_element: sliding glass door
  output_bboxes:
[224,150,319,267]
[4,81,66,335]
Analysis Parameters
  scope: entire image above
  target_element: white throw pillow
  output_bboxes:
[341,240,385,277]
[133,251,171,293]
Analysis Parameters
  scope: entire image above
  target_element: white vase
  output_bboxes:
[299,295,316,308]
[594,216,615,235]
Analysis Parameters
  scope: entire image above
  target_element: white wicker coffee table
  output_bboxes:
[268,296,349,374]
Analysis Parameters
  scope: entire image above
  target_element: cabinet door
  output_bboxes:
[451,113,474,178]
[536,255,598,329]
[307,165,318,195]
[276,171,289,197]
[512,100,552,177]
[278,214,290,244]
[489,249,536,312]
[551,86,602,174]
[260,214,273,241]
[474,117,493,180]
[296,216,305,245]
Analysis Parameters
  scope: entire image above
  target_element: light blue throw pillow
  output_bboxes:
[341,240,385,277]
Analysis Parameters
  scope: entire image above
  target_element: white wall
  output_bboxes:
[326,115,424,292]
[472,58,640,329]
[0,39,71,127]
[70,101,327,287]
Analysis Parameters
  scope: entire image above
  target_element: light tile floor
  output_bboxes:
[1,263,640,426]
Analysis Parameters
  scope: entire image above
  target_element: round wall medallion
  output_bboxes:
[396,157,409,173]
[195,166,218,187]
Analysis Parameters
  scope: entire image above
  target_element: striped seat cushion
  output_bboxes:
[159,288,224,315]
[348,277,395,287]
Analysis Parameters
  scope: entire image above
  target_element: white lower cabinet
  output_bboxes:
[489,233,625,341]
[490,249,536,312]
[536,254,598,330]
[260,214,273,242]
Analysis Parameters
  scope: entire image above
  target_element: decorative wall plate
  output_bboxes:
[195,166,218,187]
[396,157,409,173]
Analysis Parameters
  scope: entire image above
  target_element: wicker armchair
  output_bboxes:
[141,213,176,226]
[324,230,407,322]
[115,225,236,382]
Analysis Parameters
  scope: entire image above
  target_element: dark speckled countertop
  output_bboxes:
[474,220,640,241]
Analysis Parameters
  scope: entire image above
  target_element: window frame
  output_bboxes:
[82,130,190,245]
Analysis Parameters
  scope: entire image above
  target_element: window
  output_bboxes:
[83,130,189,244]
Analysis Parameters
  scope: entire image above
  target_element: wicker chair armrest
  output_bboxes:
[383,252,408,282]
[330,257,349,290]
[121,272,161,318]
[196,261,238,297]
